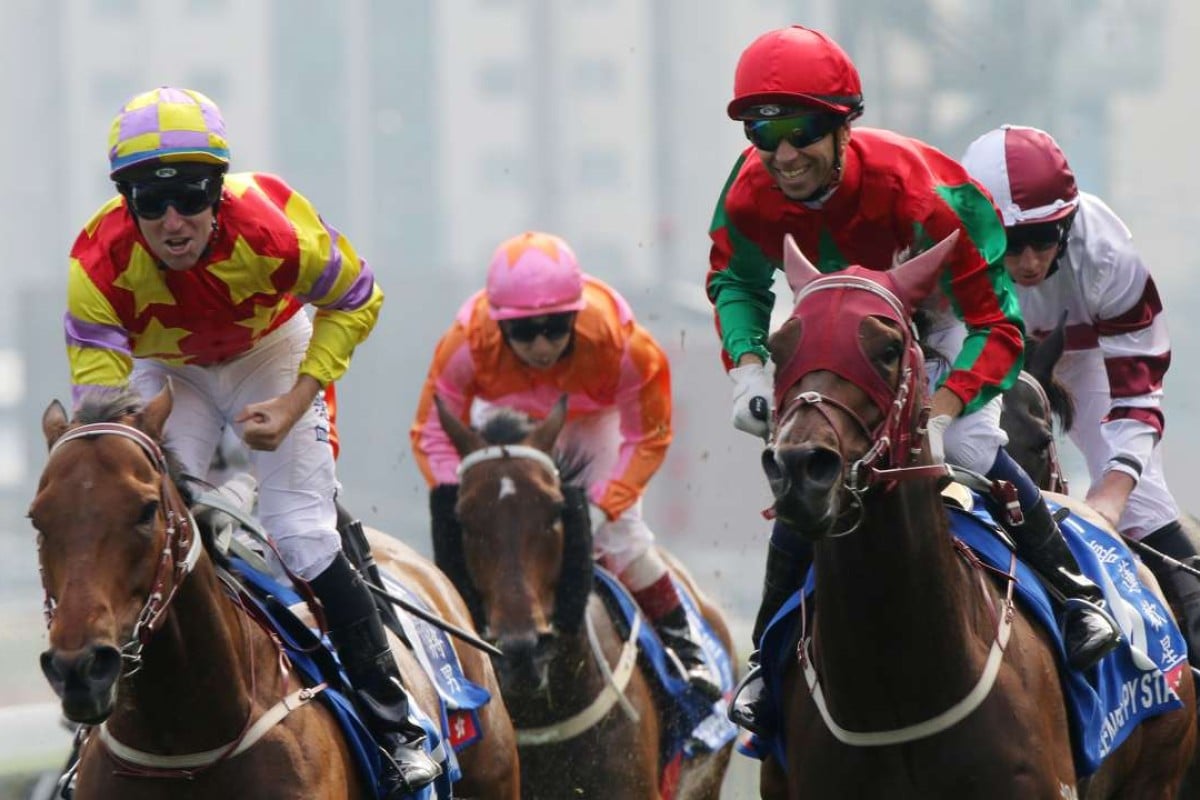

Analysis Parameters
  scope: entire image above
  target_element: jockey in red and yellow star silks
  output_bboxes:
[412,231,721,700]
[64,86,439,794]
[716,29,1119,733]
[67,169,379,399]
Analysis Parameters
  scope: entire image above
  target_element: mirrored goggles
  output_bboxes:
[743,112,841,152]
[128,177,221,220]
[503,313,576,343]
[1005,222,1067,256]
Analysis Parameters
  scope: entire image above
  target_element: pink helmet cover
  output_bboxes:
[486,232,587,320]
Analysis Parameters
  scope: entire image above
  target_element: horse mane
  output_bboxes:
[478,408,591,486]
[1023,339,1076,433]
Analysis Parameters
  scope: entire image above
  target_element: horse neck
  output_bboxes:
[106,553,271,750]
[812,479,985,724]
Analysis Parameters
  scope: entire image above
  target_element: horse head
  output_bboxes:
[30,384,197,724]
[763,232,957,537]
[1000,311,1074,493]
[434,396,593,698]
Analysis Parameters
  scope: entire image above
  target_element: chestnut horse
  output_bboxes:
[758,232,1195,799]
[31,386,519,799]
[432,397,734,799]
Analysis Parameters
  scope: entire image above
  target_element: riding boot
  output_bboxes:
[652,604,724,702]
[1142,521,1200,668]
[310,553,442,797]
[729,526,813,734]
[1006,498,1121,671]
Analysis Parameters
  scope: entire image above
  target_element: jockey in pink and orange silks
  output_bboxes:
[411,231,721,700]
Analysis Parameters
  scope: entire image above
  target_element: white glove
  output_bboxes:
[926,414,953,463]
[730,362,775,440]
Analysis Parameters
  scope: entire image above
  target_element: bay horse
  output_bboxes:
[30,386,519,799]
[432,396,734,799]
[758,231,1195,799]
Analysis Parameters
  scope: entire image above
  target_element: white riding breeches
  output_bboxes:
[131,313,342,580]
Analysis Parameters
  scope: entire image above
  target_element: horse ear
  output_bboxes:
[527,395,568,454]
[767,317,803,367]
[892,230,960,307]
[1027,310,1067,385]
[434,395,486,456]
[782,233,822,293]
[140,381,174,441]
[42,400,69,450]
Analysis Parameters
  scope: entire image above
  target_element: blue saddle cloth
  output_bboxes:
[593,568,738,770]
[229,557,492,799]
[746,496,1188,777]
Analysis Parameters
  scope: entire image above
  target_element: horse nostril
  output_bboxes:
[87,647,123,687]
[40,650,63,685]
[780,446,843,489]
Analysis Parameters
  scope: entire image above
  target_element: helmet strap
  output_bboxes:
[1046,209,1077,279]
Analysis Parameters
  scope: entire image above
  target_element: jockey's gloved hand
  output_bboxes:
[926,414,953,463]
[730,362,774,440]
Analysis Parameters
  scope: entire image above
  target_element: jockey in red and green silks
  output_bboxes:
[711,27,1120,734]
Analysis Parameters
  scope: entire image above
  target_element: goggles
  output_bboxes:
[743,112,841,152]
[128,177,221,220]
[1005,221,1067,256]
[503,313,576,344]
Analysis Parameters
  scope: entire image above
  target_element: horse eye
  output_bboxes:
[136,500,160,526]
[881,341,903,364]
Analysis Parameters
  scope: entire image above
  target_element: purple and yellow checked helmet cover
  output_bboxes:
[108,87,230,178]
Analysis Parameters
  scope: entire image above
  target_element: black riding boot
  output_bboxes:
[1007,499,1120,671]
[652,604,724,702]
[1142,521,1200,668]
[310,553,442,797]
[729,530,812,734]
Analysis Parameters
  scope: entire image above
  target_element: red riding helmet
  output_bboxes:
[961,125,1079,227]
[727,26,864,120]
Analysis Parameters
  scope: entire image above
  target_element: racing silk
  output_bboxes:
[65,172,382,402]
[707,128,1025,412]
[1016,192,1169,481]
[411,275,671,520]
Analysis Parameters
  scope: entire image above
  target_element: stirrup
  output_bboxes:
[377,738,442,797]
[728,664,769,735]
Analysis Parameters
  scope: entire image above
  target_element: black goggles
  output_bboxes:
[743,112,841,152]
[503,313,576,343]
[128,177,221,220]
[1005,221,1068,256]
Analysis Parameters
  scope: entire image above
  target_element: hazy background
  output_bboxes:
[1,1,1198,796]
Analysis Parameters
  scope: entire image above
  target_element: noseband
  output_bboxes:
[42,422,200,675]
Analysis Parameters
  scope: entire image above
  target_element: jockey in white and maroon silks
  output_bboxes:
[964,125,1200,666]
[708,27,1121,733]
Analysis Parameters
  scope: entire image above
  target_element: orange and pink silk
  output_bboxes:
[411,276,671,521]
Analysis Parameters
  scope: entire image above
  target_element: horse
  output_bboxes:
[757,231,1196,799]
[30,385,520,799]
[431,396,734,799]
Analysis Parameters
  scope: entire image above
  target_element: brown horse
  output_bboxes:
[432,397,734,799]
[30,386,519,799]
[757,232,1196,799]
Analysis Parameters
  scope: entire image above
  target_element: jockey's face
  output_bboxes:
[1003,240,1059,287]
[756,125,846,201]
[502,315,574,370]
[136,204,215,271]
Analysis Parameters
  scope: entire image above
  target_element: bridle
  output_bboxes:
[42,422,201,675]
[772,276,951,534]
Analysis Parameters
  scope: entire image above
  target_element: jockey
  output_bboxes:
[707,28,1120,730]
[411,231,722,701]
[962,124,1200,665]
[66,87,439,795]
